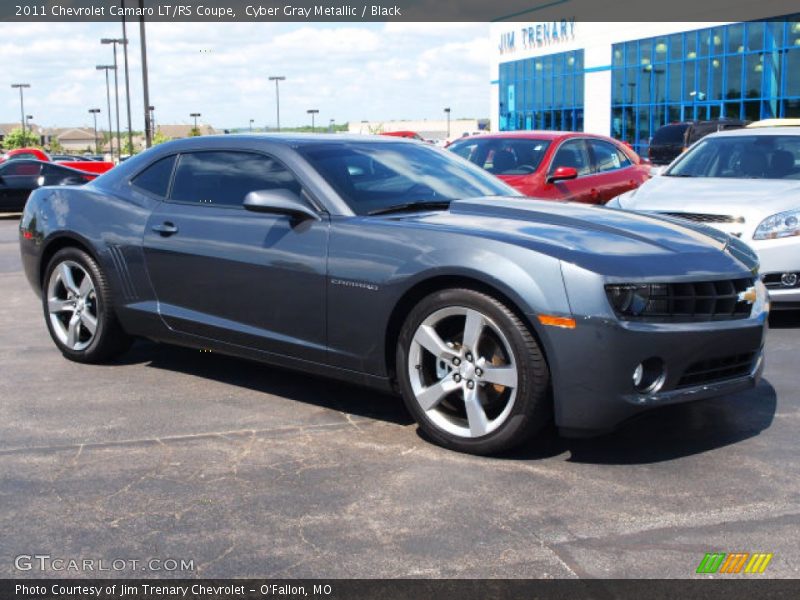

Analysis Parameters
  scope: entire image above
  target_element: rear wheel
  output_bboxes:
[42,247,132,363]
[396,288,550,455]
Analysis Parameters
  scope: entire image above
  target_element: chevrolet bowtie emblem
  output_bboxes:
[738,287,757,304]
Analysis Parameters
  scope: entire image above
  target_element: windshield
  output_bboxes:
[297,141,516,215]
[449,138,551,176]
[667,135,800,179]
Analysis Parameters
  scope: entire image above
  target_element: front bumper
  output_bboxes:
[539,313,768,435]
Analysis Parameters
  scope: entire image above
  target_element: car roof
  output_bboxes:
[155,133,422,149]
[706,126,800,138]
[453,131,624,143]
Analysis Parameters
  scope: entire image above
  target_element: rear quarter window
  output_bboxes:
[131,155,176,198]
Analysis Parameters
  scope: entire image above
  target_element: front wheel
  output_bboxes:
[396,288,550,455]
[42,247,132,363]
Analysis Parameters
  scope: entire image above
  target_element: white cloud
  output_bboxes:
[0,22,490,130]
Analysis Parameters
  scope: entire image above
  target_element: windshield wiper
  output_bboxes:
[368,200,451,216]
[664,173,696,177]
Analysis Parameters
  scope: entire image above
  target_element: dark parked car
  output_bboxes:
[0,159,94,212]
[648,119,748,165]
[19,135,768,454]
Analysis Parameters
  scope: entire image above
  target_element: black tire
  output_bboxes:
[42,247,132,363]
[396,288,550,455]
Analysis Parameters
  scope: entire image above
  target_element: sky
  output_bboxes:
[0,21,491,131]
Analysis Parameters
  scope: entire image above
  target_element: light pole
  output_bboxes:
[89,108,101,154]
[307,109,319,133]
[117,12,134,155]
[329,118,335,133]
[139,1,152,148]
[11,83,30,140]
[444,107,451,138]
[268,75,285,131]
[148,106,155,137]
[101,38,124,158]
[190,113,201,134]
[96,65,115,159]
[249,118,254,132]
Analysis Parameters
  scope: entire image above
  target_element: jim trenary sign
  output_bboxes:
[498,18,577,55]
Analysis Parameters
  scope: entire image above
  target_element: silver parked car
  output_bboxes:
[609,127,800,309]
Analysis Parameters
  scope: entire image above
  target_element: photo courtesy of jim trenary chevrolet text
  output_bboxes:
[0,0,799,599]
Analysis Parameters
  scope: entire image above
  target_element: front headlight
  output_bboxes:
[753,208,800,240]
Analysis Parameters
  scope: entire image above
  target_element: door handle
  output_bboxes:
[152,222,178,236]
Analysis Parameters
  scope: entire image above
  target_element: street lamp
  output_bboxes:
[11,83,31,140]
[444,107,451,138]
[139,3,152,148]
[329,118,335,133]
[89,108,101,154]
[148,106,155,137]
[96,65,116,159]
[307,109,319,133]
[101,38,126,158]
[249,118,254,132]
[268,75,286,131]
[118,14,134,155]
[190,113,201,134]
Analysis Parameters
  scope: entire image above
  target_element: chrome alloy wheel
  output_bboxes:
[407,306,519,438]
[46,260,99,351]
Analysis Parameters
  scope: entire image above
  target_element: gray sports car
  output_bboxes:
[19,135,769,454]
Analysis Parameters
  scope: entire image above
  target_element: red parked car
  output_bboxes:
[380,130,424,140]
[448,131,650,204]
[0,147,114,175]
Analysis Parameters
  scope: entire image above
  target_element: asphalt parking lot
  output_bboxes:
[0,215,798,579]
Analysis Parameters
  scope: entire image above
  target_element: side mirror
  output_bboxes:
[547,166,578,183]
[243,189,320,221]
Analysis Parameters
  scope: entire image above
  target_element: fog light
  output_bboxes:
[781,273,798,288]
[632,358,666,394]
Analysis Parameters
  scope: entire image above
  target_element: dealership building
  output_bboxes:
[489,16,800,153]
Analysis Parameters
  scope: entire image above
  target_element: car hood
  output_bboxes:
[402,197,757,278]
[614,176,800,216]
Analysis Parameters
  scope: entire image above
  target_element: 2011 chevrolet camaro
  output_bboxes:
[19,135,769,454]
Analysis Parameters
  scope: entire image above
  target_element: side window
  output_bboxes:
[550,140,591,176]
[170,151,302,208]
[131,155,176,198]
[589,140,631,173]
[3,162,41,176]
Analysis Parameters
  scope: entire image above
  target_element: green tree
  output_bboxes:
[48,137,64,153]
[152,130,170,145]
[189,127,201,137]
[4,128,40,149]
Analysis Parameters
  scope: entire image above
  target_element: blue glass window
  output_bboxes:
[498,49,584,132]
[610,15,800,156]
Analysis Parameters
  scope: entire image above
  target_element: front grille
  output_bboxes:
[605,278,754,322]
[678,352,757,388]
[660,212,742,224]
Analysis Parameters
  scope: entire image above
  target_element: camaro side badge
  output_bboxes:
[330,278,379,291]
[738,287,757,304]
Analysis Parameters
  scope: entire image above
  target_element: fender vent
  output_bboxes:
[108,245,138,302]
